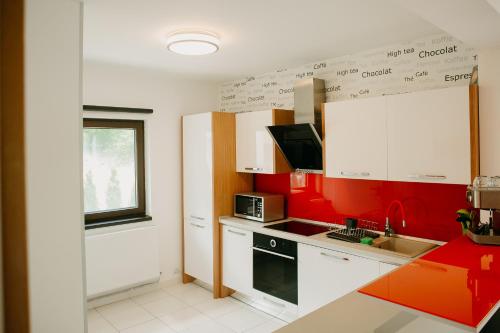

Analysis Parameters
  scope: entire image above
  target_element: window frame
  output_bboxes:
[83,118,147,226]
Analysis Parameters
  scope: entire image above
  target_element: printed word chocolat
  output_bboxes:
[362,68,392,78]
[419,45,457,58]
[248,95,264,102]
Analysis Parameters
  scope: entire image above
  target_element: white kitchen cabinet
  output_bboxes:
[387,86,471,185]
[379,261,400,275]
[182,112,253,295]
[184,218,213,284]
[324,96,388,180]
[222,225,252,295]
[236,109,293,174]
[298,243,379,316]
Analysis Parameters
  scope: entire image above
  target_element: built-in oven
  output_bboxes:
[253,233,297,304]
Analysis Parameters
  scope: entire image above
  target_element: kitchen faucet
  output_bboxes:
[385,200,407,237]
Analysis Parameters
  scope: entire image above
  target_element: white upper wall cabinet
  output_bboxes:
[324,96,388,180]
[323,85,475,184]
[236,109,293,174]
[387,86,471,185]
[183,112,214,222]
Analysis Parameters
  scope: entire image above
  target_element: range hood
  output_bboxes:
[267,78,325,173]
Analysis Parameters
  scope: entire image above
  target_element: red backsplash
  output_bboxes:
[255,173,468,241]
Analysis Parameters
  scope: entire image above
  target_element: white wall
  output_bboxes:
[25,0,87,332]
[83,61,219,282]
[478,46,500,176]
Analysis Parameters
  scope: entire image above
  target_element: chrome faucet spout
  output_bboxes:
[384,217,394,237]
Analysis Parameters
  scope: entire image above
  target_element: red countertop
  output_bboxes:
[359,236,500,329]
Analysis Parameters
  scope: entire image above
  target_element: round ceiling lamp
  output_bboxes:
[166,31,220,55]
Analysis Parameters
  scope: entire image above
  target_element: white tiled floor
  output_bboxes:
[88,283,287,333]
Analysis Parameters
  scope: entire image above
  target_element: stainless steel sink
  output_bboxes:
[371,237,438,258]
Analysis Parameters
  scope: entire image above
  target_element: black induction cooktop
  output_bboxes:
[264,220,332,236]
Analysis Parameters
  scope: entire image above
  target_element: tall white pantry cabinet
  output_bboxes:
[182,112,252,298]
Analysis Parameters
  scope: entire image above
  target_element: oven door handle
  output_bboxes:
[253,247,295,261]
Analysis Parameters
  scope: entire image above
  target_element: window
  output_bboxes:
[83,119,146,226]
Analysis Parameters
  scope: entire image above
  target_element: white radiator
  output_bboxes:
[85,224,160,298]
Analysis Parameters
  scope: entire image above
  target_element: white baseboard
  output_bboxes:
[230,291,298,323]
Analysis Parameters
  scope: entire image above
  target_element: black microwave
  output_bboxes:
[234,192,285,222]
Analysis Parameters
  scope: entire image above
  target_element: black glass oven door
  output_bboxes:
[253,247,298,304]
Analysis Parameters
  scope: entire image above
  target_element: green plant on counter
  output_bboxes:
[456,209,473,234]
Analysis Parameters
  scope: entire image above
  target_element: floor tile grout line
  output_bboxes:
[95,297,162,332]
[117,318,168,333]
[92,306,122,332]
[131,290,194,321]
[90,283,287,333]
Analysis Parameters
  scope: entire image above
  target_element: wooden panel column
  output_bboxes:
[1,0,30,332]
[212,112,253,298]
[469,84,480,181]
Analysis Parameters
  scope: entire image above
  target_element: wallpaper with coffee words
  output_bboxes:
[221,33,477,241]
[219,33,476,113]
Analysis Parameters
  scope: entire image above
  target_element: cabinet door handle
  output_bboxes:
[340,171,370,177]
[190,222,205,229]
[228,229,246,236]
[253,247,295,260]
[190,215,205,221]
[379,261,401,267]
[320,251,350,261]
[245,167,264,171]
[407,174,447,180]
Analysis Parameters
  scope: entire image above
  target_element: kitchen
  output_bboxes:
[2,1,500,333]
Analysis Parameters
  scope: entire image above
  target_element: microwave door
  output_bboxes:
[236,196,254,217]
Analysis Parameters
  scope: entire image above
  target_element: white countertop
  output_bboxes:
[219,216,443,265]
[274,291,472,333]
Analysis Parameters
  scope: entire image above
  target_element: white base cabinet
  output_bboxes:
[220,225,407,318]
[298,243,380,316]
[222,226,253,294]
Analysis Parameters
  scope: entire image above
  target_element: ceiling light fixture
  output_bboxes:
[166,31,220,55]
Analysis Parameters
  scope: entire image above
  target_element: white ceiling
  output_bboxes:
[392,0,500,49]
[83,0,443,81]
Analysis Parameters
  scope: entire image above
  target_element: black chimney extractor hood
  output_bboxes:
[266,78,325,173]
